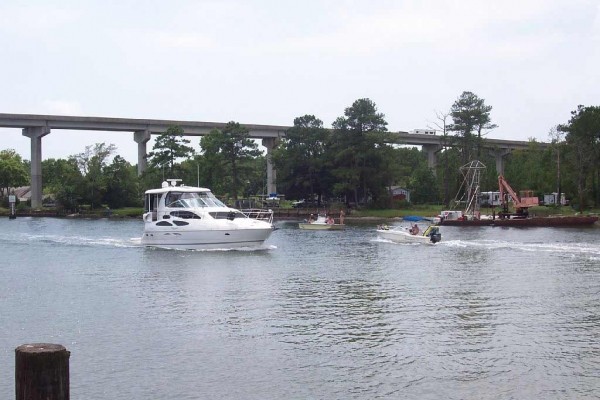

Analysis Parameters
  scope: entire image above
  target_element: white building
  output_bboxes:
[390,186,411,203]
[479,191,501,207]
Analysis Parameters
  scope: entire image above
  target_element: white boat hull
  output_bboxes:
[142,226,273,250]
[377,227,440,244]
[298,223,345,230]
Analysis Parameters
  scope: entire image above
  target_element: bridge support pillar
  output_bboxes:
[491,148,512,175]
[422,144,442,173]
[134,130,151,175]
[262,138,278,195]
[23,126,51,209]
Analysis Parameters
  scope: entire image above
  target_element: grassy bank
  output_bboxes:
[349,205,443,219]
[0,206,143,218]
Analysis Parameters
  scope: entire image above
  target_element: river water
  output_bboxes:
[1,217,599,399]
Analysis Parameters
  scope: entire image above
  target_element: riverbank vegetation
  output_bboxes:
[1,93,600,215]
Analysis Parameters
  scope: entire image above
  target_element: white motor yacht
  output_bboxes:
[141,179,274,250]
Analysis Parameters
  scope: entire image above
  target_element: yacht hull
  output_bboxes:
[141,227,273,250]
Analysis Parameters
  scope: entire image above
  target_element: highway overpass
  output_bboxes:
[0,113,544,208]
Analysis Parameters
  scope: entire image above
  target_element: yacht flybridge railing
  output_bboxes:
[241,208,274,224]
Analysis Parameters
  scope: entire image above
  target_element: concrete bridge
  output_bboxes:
[0,113,543,208]
[393,131,546,175]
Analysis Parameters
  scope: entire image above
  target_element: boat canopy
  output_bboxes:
[403,215,425,222]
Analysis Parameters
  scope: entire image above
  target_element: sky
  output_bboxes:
[1,0,599,163]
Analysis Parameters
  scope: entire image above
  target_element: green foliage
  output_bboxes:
[198,133,229,194]
[558,105,600,209]
[74,143,117,209]
[199,121,262,199]
[449,91,497,163]
[350,205,444,218]
[330,98,390,205]
[42,157,84,211]
[503,141,556,195]
[148,125,195,175]
[408,165,438,203]
[434,147,456,207]
[109,207,143,217]
[272,115,331,203]
[0,149,29,196]
[102,156,141,208]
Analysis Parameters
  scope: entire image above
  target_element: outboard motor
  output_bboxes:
[427,226,442,243]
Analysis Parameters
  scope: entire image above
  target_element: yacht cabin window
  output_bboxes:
[164,191,227,208]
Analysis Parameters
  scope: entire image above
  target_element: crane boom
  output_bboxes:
[498,175,539,216]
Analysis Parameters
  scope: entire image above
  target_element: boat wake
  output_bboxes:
[0,230,278,252]
[372,237,433,246]
[441,239,600,259]
[0,232,141,249]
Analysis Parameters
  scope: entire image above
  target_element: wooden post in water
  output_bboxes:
[15,343,70,400]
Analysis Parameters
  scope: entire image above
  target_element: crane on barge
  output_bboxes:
[498,175,539,218]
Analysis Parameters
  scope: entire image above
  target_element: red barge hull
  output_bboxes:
[438,216,599,227]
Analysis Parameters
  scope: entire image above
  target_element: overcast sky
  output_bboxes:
[1,0,599,163]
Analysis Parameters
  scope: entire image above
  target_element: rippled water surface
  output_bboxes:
[1,217,600,399]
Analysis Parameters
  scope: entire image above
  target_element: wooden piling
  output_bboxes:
[15,343,70,400]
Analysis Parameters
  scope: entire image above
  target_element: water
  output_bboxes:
[1,217,600,399]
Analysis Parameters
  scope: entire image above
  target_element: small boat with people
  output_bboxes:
[377,223,442,244]
[141,179,274,250]
[298,213,345,230]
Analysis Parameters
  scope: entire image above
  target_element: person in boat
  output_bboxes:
[409,224,420,235]
[339,210,345,225]
[326,215,335,225]
[308,214,315,223]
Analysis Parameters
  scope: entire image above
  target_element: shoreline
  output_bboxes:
[2,208,597,223]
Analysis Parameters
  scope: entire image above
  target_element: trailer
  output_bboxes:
[543,192,567,206]
[479,191,501,207]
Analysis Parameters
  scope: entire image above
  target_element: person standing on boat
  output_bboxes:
[339,210,345,225]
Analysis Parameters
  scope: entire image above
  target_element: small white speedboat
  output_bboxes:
[298,214,345,230]
[376,225,441,244]
[141,179,274,250]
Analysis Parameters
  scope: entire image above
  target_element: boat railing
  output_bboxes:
[241,208,274,224]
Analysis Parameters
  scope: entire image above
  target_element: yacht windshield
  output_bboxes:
[166,191,227,208]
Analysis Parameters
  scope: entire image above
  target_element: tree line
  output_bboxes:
[1,93,599,211]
